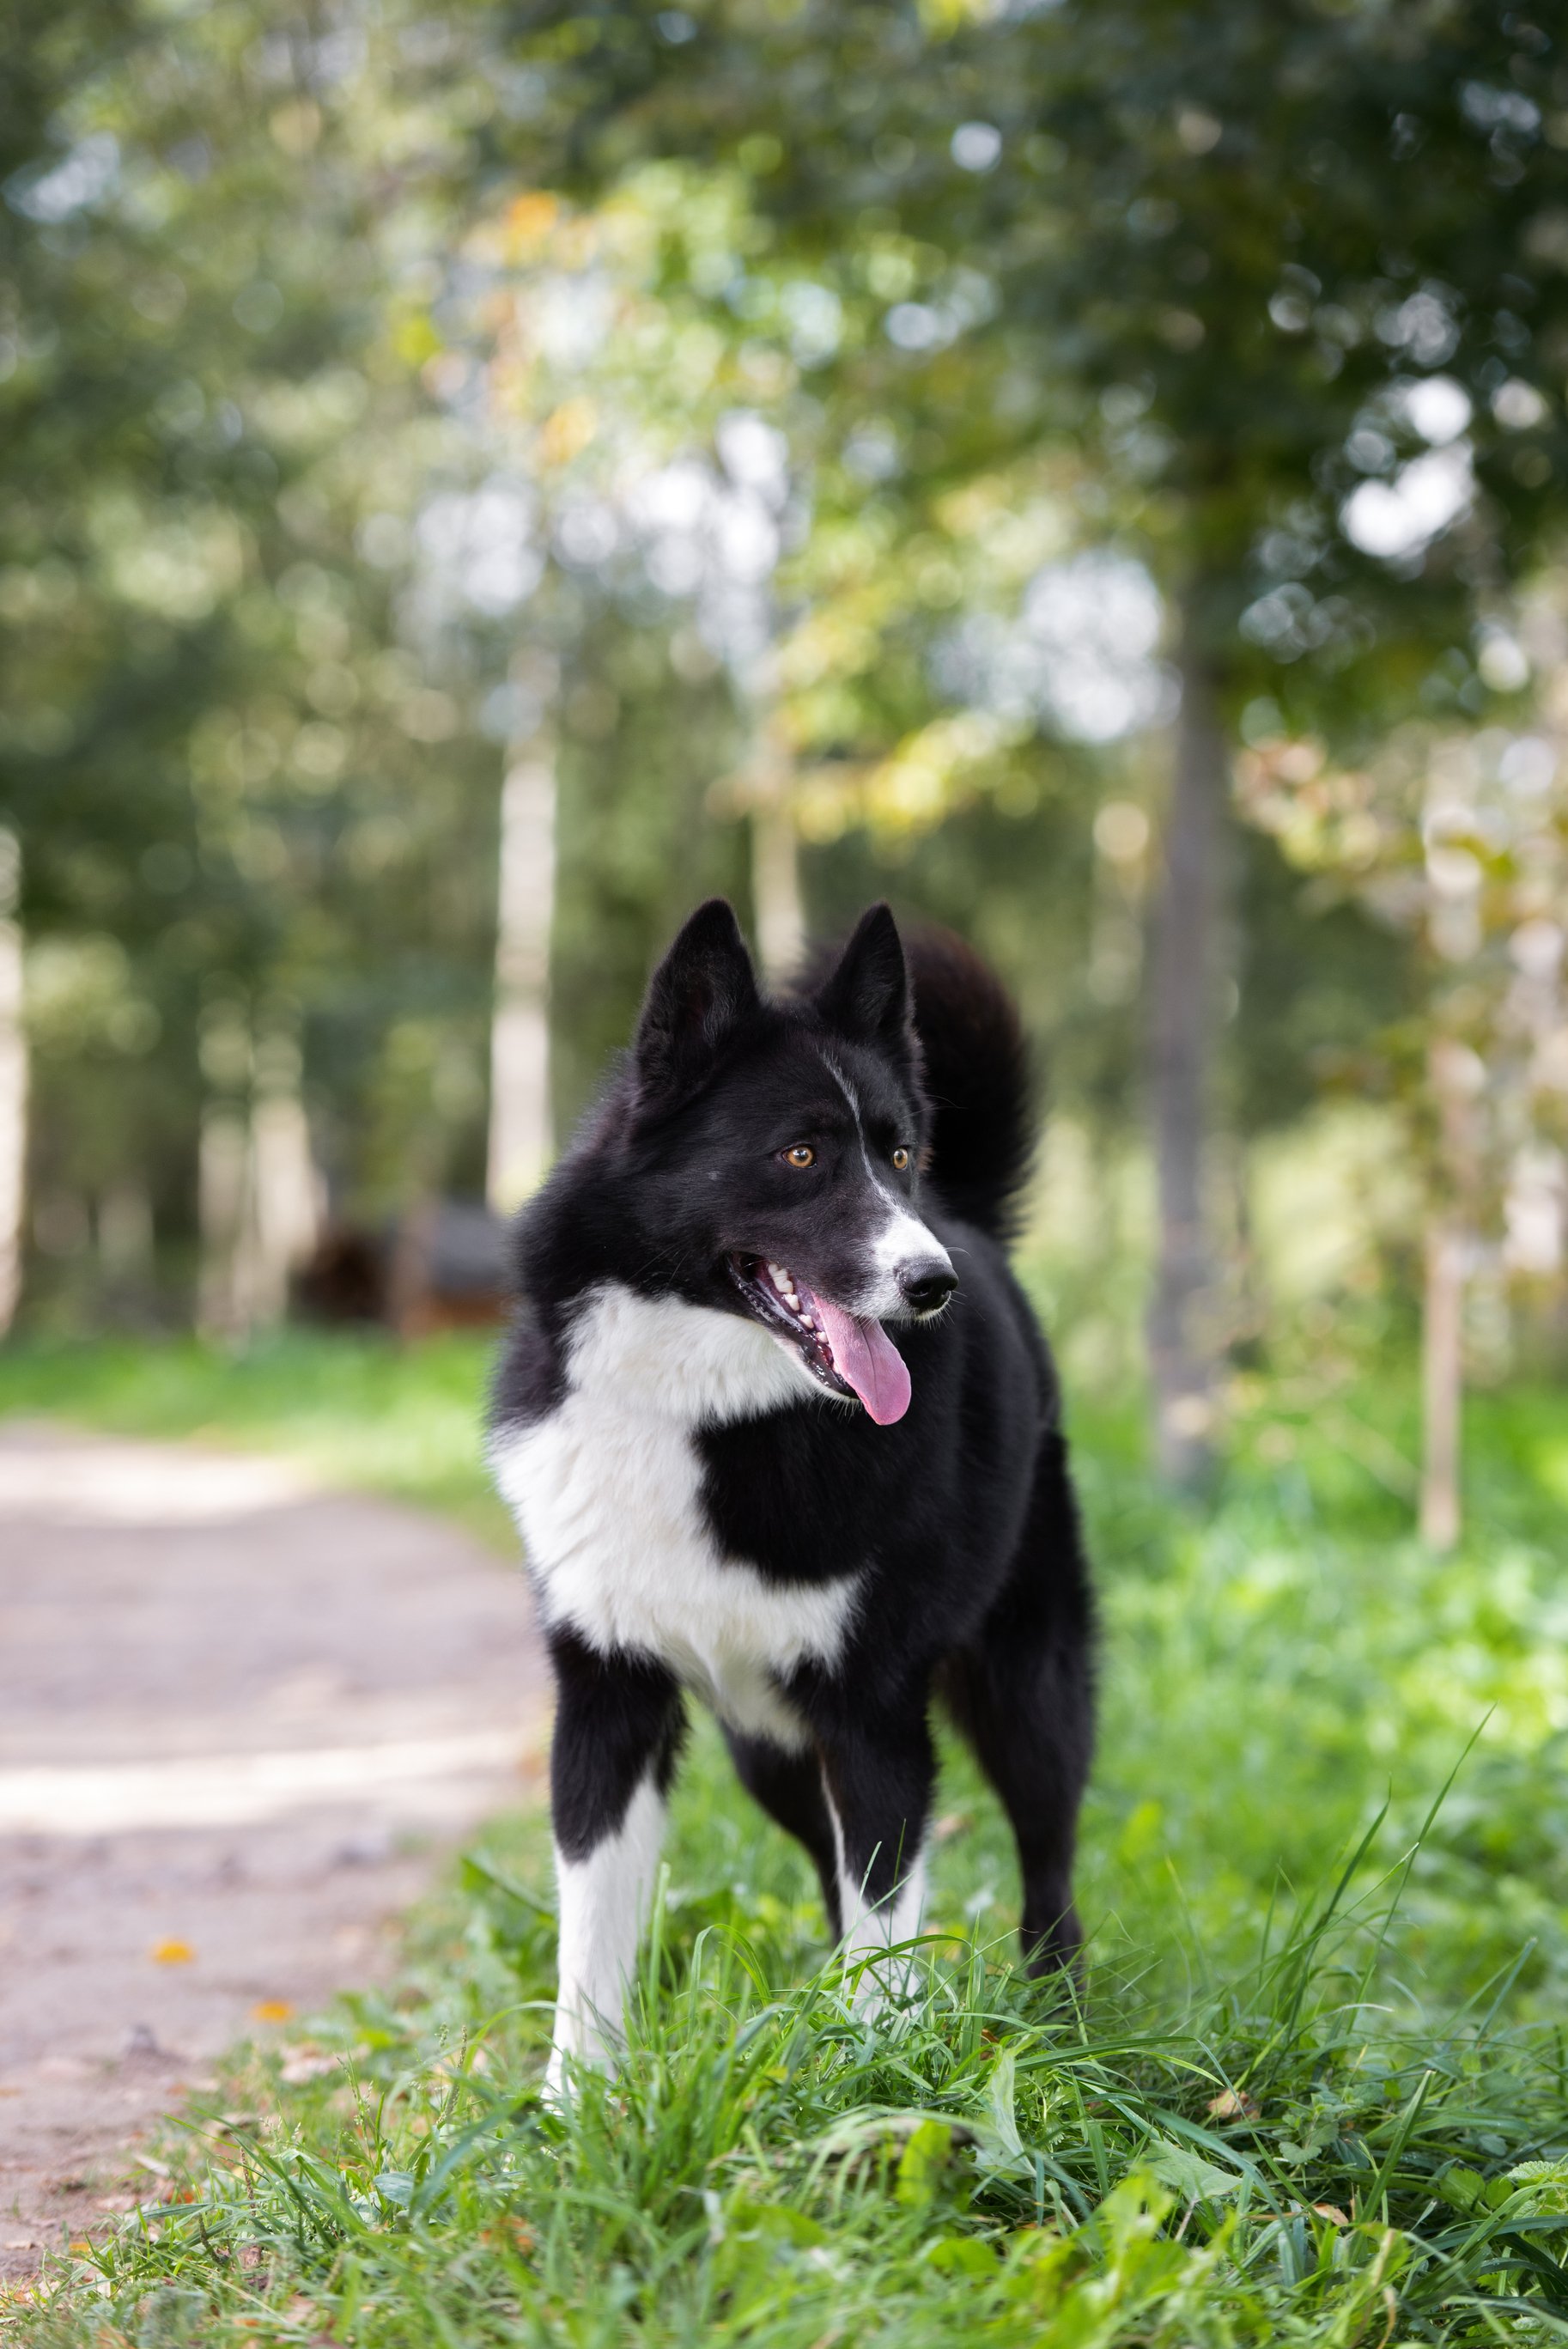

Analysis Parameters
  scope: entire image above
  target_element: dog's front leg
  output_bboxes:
[545,1631,685,2099]
[817,1704,935,1999]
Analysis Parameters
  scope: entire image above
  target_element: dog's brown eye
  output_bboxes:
[892,1146,910,1171]
[783,1144,815,1168]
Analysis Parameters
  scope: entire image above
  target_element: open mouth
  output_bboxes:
[726,1255,912,1427]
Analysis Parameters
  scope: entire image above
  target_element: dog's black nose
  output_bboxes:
[899,1263,958,1316]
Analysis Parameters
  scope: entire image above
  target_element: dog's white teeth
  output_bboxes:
[768,1262,790,1290]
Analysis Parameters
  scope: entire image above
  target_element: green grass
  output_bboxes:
[0,1330,514,1549]
[5,1329,1568,2341]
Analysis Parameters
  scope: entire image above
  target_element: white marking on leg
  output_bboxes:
[547,1774,665,2097]
[823,1780,927,2008]
[841,1848,927,1962]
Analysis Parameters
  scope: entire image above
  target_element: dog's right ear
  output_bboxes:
[633,898,760,1111]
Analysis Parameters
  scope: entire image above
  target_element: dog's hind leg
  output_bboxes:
[546,1630,686,2097]
[722,1725,844,1937]
[943,1428,1095,1975]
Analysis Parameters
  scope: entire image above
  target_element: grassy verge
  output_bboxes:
[0,1330,514,1549]
[3,1330,1568,2340]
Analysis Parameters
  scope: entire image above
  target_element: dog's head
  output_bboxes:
[618,898,957,1424]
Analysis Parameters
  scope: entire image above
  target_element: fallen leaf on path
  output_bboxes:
[252,2000,293,2023]
[1206,2089,1260,2121]
[150,1939,194,1964]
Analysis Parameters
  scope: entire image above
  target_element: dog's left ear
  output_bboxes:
[815,903,912,1054]
[633,898,761,1110]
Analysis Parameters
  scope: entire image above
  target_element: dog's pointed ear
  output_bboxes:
[815,903,912,1053]
[633,898,760,1109]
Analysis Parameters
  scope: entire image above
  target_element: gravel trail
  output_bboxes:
[0,1422,546,2279]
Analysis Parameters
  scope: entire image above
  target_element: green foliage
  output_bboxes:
[4,0,510,1269]
[412,0,1568,1372]
[490,0,1568,731]
[17,0,1537,1342]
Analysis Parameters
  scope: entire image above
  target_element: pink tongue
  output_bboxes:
[805,1289,912,1426]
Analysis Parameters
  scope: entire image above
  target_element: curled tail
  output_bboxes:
[906,927,1035,1242]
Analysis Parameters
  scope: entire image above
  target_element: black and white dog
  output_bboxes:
[489,900,1094,2092]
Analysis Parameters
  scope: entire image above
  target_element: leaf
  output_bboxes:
[988,2046,1024,2161]
[1435,2166,1492,2212]
[923,2232,997,2277]
[1142,2138,1244,2204]
[896,2119,955,2208]
[1506,2159,1568,2214]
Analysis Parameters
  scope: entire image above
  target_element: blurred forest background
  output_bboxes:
[6,0,1568,1533]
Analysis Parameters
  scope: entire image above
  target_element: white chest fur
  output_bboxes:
[489,1286,860,1749]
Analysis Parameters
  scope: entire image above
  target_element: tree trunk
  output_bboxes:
[198,1116,246,1337]
[1146,623,1228,1488]
[198,998,250,1336]
[99,1178,155,1285]
[0,830,26,1336]
[244,1021,320,1324]
[1419,1036,1480,1549]
[738,708,805,984]
[203,1014,319,1336]
[487,748,556,1214]
[1419,1219,1465,1552]
[751,795,805,983]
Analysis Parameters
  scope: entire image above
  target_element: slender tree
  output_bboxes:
[0,831,24,1334]
[489,739,558,1213]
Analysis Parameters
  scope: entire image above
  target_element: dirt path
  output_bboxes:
[0,1422,549,2279]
